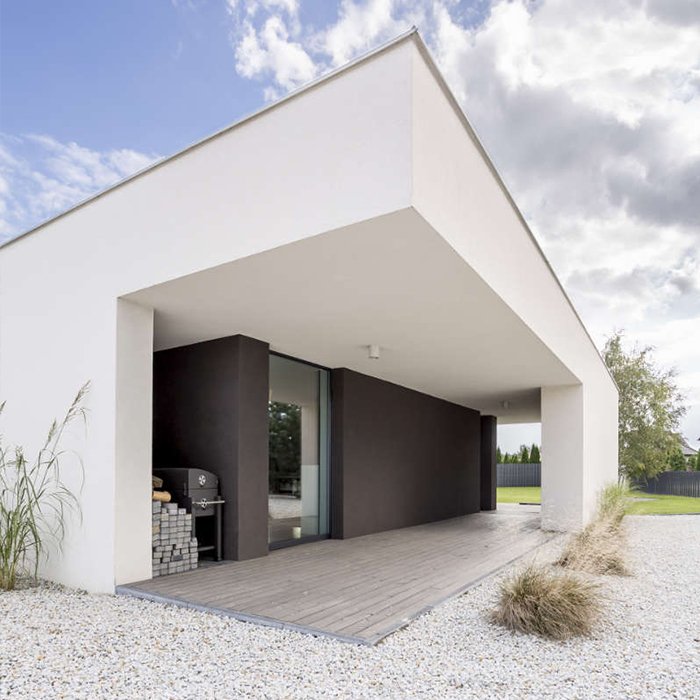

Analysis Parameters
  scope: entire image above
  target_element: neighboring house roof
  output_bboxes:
[681,440,698,457]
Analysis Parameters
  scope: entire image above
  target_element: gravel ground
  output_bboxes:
[1,515,698,699]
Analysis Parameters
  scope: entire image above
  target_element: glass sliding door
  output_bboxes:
[268,354,330,547]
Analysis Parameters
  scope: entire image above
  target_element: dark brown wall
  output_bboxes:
[480,415,497,511]
[331,369,481,539]
[153,335,269,560]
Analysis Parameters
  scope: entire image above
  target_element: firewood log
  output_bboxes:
[152,490,171,503]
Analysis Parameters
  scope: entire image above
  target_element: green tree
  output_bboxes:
[518,444,530,463]
[602,332,686,480]
[268,401,300,490]
[496,446,503,463]
[666,446,686,472]
[530,444,541,463]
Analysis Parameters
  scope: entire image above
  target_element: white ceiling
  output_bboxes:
[126,208,578,422]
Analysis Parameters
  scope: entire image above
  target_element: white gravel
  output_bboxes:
[1,515,698,699]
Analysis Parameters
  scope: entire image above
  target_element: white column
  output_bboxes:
[582,379,619,523]
[541,384,585,531]
[114,298,154,585]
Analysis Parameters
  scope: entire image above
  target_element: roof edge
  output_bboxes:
[1,27,615,390]
[408,34,617,390]
[0,27,419,251]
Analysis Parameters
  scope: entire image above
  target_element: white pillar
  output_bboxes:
[541,384,585,531]
[114,298,154,585]
[541,381,619,531]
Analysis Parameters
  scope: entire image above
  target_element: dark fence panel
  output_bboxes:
[636,471,700,498]
[497,463,541,487]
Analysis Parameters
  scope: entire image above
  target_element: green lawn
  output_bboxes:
[496,486,700,515]
[626,492,700,515]
[497,487,541,504]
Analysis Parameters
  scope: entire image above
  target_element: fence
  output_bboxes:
[636,471,700,498]
[497,462,541,487]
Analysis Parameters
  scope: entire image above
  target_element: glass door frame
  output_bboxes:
[268,351,332,551]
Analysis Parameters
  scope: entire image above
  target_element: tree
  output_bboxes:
[496,446,503,463]
[666,446,686,472]
[268,401,300,490]
[518,444,530,463]
[530,444,541,463]
[602,331,687,480]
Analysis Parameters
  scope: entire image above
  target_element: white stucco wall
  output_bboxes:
[0,34,619,594]
[409,39,618,528]
[115,299,154,585]
[0,40,414,592]
[541,385,584,530]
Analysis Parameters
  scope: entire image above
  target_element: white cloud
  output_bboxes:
[234,16,317,90]
[316,0,422,67]
[0,134,158,242]
[224,0,700,438]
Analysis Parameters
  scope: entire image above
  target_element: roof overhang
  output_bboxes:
[126,208,576,422]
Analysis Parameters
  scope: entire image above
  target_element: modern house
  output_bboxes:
[0,30,618,595]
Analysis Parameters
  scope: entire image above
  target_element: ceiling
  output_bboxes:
[126,208,578,422]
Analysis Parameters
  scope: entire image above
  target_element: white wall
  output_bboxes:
[582,374,620,522]
[0,34,619,595]
[541,385,584,530]
[0,40,414,592]
[115,299,154,585]
[409,39,618,528]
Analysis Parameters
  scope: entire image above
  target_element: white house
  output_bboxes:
[0,31,618,594]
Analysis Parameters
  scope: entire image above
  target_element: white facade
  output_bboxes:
[0,32,617,593]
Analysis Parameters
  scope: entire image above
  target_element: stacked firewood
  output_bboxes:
[151,475,198,576]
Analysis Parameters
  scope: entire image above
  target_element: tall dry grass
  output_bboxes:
[557,481,631,576]
[491,564,601,639]
[0,384,88,590]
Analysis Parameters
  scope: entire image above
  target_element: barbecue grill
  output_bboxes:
[153,467,224,561]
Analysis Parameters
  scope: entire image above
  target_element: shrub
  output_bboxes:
[491,564,601,640]
[557,519,629,575]
[0,384,88,591]
[597,479,630,528]
[557,480,631,576]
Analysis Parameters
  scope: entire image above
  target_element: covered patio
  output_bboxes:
[0,32,617,595]
[117,507,552,645]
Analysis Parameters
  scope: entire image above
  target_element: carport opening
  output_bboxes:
[496,422,542,508]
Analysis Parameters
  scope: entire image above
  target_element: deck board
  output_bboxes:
[117,508,553,644]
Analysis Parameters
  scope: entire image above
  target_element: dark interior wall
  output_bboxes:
[153,335,269,560]
[480,415,497,511]
[331,369,481,539]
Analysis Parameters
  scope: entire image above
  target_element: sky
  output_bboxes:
[1,0,698,452]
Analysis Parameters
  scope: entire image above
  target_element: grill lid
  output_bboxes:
[153,467,219,493]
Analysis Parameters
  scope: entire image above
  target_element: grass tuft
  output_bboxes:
[557,481,631,576]
[556,519,629,575]
[597,480,629,527]
[491,564,601,640]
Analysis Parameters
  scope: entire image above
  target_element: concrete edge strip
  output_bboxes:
[116,531,562,648]
[114,585,371,646]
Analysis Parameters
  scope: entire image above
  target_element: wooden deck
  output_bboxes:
[117,508,552,645]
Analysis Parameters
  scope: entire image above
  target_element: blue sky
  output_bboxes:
[2,0,490,161]
[1,0,698,449]
[2,0,330,155]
